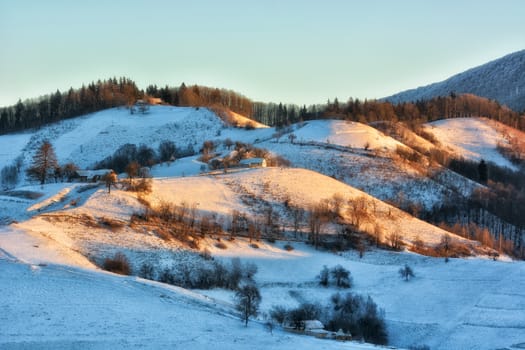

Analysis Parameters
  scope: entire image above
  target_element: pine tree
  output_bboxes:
[27,140,59,185]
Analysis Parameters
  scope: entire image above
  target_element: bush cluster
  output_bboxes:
[102,252,131,275]
[269,292,387,345]
[327,293,387,344]
[139,257,257,290]
[318,265,352,288]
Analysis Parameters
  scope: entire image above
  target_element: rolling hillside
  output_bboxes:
[1,105,525,349]
[424,117,517,169]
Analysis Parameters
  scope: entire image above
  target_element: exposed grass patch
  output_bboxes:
[0,190,44,200]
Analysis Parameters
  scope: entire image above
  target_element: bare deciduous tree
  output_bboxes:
[234,283,261,327]
[347,196,372,229]
[103,170,117,193]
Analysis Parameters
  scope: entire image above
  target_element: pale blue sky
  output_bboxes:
[1,0,524,107]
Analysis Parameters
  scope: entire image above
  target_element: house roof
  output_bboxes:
[239,158,265,165]
[303,320,324,330]
[77,169,112,177]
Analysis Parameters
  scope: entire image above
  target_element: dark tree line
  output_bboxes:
[251,93,525,132]
[4,77,523,136]
[94,141,194,174]
[0,77,140,134]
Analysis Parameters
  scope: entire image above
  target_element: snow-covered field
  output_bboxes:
[0,255,383,350]
[1,106,524,350]
[2,235,524,350]
[206,242,525,350]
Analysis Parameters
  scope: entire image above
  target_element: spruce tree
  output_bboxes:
[27,140,59,185]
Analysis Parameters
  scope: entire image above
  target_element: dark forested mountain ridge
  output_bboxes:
[385,50,525,112]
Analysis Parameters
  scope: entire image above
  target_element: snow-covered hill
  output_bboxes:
[289,119,403,151]
[424,117,517,169]
[385,49,525,112]
[0,106,275,174]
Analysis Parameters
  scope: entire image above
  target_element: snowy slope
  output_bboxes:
[0,132,31,168]
[0,164,487,282]
[228,110,269,129]
[0,106,275,180]
[14,168,482,265]
[291,119,403,151]
[0,256,385,350]
[0,148,522,350]
[261,137,478,211]
[0,105,481,213]
[205,243,525,350]
[424,117,517,169]
[385,49,525,111]
[211,168,476,247]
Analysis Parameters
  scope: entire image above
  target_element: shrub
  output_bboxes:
[318,265,330,286]
[99,217,125,231]
[283,243,294,251]
[330,265,352,288]
[399,264,415,281]
[269,305,288,325]
[138,262,155,280]
[152,256,258,290]
[215,241,228,249]
[158,268,175,284]
[250,243,259,249]
[124,177,152,193]
[318,265,352,288]
[102,252,131,275]
[1,164,19,189]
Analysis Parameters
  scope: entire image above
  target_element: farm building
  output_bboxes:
[239,157,266,168]
[76,169,112,182]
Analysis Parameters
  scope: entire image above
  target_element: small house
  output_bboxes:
[284,320,330,339]
[303,320,331,338]
[76,169,112,182]
[334,328,352,341]
[239,157,267,168]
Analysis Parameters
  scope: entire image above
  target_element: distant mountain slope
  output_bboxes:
[385,50,525,112]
